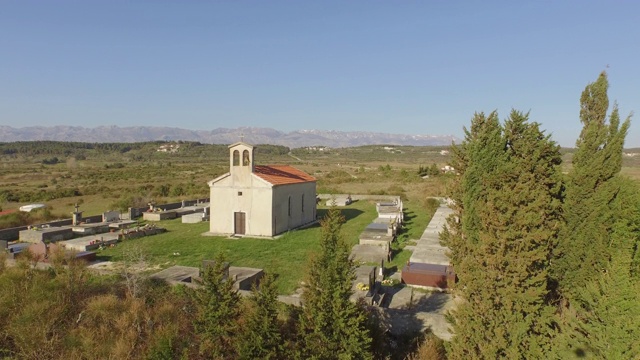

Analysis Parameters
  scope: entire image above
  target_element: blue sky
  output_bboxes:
[1,1,639,147]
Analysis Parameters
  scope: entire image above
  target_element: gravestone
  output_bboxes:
[71,203,83,226]
[103,210,120,222]
[368,267,376,291]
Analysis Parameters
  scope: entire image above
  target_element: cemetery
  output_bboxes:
[2,187,455,341]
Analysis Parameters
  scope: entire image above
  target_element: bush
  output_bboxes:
[406,333,446,360]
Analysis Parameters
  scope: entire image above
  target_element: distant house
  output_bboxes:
[208,142,317,237]
[157,143,180,153]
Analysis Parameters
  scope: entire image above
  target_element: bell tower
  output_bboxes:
[229,142,255,182]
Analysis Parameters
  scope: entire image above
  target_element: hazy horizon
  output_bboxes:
[2,1,639,147]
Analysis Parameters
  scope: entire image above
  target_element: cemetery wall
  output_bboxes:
[0,215,102,241]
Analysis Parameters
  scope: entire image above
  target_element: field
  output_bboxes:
[0,142,452,217]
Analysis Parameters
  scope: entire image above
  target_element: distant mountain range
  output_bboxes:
[0,126,458,148]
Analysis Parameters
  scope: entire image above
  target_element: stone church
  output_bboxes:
[208,142,317,237]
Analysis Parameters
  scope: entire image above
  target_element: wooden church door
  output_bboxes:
[234,212,246,235]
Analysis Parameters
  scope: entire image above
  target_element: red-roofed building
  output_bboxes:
[208,142,317,237]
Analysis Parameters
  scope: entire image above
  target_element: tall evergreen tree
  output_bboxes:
[552,71,632,298]
[237,274,284,360]
[192,255,241,359]
[575,177,640,359]
[554,178,640,359]
[442,111,504,290]
[298,207,373,360]
[447,111,563,359]
[547,71,638,359]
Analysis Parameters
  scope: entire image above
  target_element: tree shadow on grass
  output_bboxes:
[403,211,416,223]
[95,255,113,262]
[341,209,363,221]
[315,208,364,222]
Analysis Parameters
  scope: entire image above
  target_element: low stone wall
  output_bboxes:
[128,198,210,219]
[317,193,399,202]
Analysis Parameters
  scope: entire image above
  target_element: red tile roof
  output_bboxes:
[254,165,316,186]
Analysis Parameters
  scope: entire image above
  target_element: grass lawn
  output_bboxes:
[99,200,382,294]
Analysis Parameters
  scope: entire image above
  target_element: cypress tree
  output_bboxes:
[447,111,563,358]
[444,110,506,357]
[237,274,284,360]
[576,178,640,359]
[442,111,504,289]
[552,71,631,298]
[298,207,372,360]
[555,179,640,359]
[192,255,240,359]
[549,71,637,358]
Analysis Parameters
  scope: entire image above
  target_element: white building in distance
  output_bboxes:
[208,142,317,237]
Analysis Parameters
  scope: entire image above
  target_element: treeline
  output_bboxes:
[442,72,640,359]
[0,141,290,158]
[0,141,147,156]
[0,208,437,360]
[0,188,81,204]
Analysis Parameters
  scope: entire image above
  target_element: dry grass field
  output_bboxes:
[1,142,638,226]
[0,143,452,219]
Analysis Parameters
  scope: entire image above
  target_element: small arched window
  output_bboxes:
[243,150,250,166]
[232,150,240,166]
[288,196,292,216]
[301,194,305,213]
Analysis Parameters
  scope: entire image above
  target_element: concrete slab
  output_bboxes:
[365,222,389,232]
[182,213,204,223]
[359,230,393,244]
[61,233,119,251]
[228,266,264,290]
[143,211,177,221]
[149,265,264,291]
[71,222,111,235]
[409,249,450,266]
[150,265,199,285]
[109,220,137,229]
[408,204,453,266]
[351,244,389,263]
[19,226,73,243]
[382,287,456,341]
[325,197,352,206]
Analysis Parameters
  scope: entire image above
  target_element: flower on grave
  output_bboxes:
[381,279,397,286]
[356,282,369,291]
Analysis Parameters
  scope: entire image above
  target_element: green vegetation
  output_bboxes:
[1,72,640,359]
[551,72,640,359]
[445,110,563,358]
[443,72,640,359]
[99,202,378,294]
[387,198,440,272]
[0,210,391,359]
[237,274,284,359]
[0,207,57,229]
[192,254,241,358]
[299,207,373,359]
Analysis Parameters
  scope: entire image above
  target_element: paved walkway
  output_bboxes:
[385,199,456,340]
[409,202,453,265]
